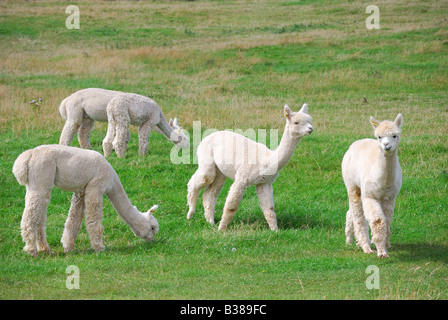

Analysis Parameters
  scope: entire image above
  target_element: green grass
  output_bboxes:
[0,0,447,300]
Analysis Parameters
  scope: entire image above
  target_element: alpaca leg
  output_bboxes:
[381,199,396,250]
[61,193,85,252]
[21,189,52,257]
[202,170,226,225]
[187,167,216,220]
[102,121,116,157]
[113,118,130,158]
[348,188,373,254]
[36,191,52,254]
[256,183,278,231]
[363,197,388,258]
[59,121,80,146]
[84,190,105,252]
[138,122,152,156]
[345,210,354,244]
[218,180,247,231]
[78,118,94,149]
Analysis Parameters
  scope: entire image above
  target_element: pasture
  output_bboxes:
[0,0,447,300]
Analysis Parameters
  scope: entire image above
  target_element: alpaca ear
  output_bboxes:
[370,116,380,128]
[284,104,292,119]
[394,113,403,128]
[169,118,174,127]
[173,118,179,127]
[299,103,308,114]
[148,205,158,215]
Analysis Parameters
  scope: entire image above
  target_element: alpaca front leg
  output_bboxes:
[102,122,116,157]
[78,118,94,149]
[202,171,226,225]
[21,190,51,257]
[363,197,388,258]
[381,199,396,250]
[138,122,152,156]
[84,191,105,252]
[345,210,354,244]
[256,183,278,231]
[218,180,247,231]
[61,193,85,252]
[348,190,373,254]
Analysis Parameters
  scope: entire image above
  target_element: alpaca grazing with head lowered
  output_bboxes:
[12,145,159,257]
[58,88,188,155]
[102,92,189,158]
[342,113,403,258]
[187,103,313,231]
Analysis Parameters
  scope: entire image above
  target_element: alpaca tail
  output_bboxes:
[59,97,69,120]
[12,149,34,186]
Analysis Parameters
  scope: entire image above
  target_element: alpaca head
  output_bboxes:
[370,113,403,154]
[284,103,313,138]
[133,205,159,242]
[169,118,190,149]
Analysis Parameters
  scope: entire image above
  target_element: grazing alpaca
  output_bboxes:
[102,92,189,158]
[342,113,403,258]
[187,103,313,231]
[12,145,159,257]
[58,88,187,152]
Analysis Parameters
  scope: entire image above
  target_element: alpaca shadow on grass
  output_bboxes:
[390,243,448,263]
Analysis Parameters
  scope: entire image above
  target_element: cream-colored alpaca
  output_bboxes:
[58,88,187,152]
[12,145,159,257]
[187,104,313,231]
[102,92,189,158]
[342,113,403,258]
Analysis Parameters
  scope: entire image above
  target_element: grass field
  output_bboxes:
[0,0,447,300]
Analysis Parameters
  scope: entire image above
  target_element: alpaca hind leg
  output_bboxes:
[138,122,152,156]
[202,170,226,225]
[102,121,116,157]
[256,183,278,231]
[187,167,216,220]
[21,189,52,257]
[218,180,247,231]
[363,198,388,258]
[113,117,131,158]
[61,192,85,252]
[84,190,105,252]
[78,117,95,149]
[59,121,80,146]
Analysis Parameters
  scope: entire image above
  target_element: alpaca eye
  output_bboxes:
[393,135,397,139]
[378,136,382,139]
[294,122,299,125]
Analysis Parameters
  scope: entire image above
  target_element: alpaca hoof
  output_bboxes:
[187,210,194,220]
[362,246,374,254]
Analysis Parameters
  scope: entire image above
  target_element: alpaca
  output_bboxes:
[58,88,187,152]
[102,92,189,158]
[187,103,313,231]
[342,113,403,258]
[12,145,159,257]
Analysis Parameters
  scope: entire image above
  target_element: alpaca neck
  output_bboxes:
[270,125,301,172]
[106,176,146,234]
[376,149,399,186]
[156,114,173,140]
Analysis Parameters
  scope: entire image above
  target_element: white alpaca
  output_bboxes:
[342,113,403,258]
[187,104,313,231]
[102,92,189,158]
[58,88,187,153]
[12,145,159,257]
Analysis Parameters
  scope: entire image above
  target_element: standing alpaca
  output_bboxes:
[12,145,159,257]
[342,113,403,258]
[58,88,187,151]
[102,92,189,158]
[187,103,313,231]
